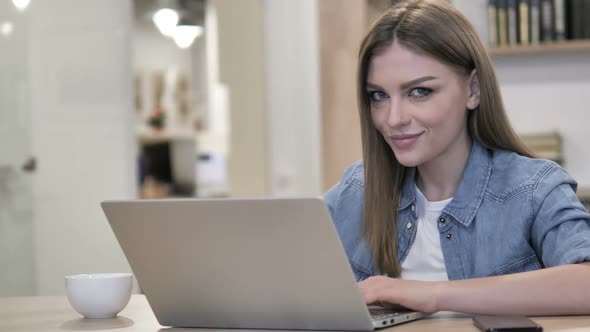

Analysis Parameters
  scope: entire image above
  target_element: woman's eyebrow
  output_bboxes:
[366,82,383,90]
[366,76,439,91]
[400,76,438,89]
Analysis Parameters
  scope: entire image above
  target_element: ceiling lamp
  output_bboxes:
[1,22,14,37]
[152,8,179,37]
[172,19,203,49]
[12,0,30,12]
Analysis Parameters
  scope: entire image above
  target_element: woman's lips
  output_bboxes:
[389,132,423,149]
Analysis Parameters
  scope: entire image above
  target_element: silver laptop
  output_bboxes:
[101,197,428,330]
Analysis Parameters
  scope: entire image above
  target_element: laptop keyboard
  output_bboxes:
[369,308,406,320]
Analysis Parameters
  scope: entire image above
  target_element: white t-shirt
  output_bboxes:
[400,185,451,281]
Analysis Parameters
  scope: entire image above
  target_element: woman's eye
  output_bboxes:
[408,87,432,98]
[368,91,388,102]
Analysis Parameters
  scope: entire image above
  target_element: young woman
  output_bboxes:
[324,0,590,316]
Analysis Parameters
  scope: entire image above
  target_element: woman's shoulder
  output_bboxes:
[323,161,365,210]
[340,160,365,189]
[487,149,573,198]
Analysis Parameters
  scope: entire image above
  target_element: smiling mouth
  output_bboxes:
[390,133,422,140]
[389,132,423,149]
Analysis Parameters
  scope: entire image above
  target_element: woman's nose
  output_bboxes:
[386,100,411,128]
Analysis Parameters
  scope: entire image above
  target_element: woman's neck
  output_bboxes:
[416,134,472,202]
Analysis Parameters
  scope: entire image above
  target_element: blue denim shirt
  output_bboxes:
[324,141,590,281]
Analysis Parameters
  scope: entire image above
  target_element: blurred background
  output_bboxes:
[1,0,589,296]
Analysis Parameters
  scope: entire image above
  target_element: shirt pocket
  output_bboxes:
[488,254,542,276]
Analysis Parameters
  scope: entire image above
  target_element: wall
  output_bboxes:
[214,0,269,197]
[455,0,590,188]
[30,0,136,294]
[495,54,590,187]
[319,0,366,191]
[263,0,322,196]
[212,0,324,197]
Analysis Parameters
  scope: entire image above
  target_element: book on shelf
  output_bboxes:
[554,0,566,40]
[565,0,590,40]
[520,131,563,165]
[572,0,588,39]
[508,0,519,45]
[487,0,590,48]
[519,0,530,44]
[586,0,590,38]
[540,0,554,41]
[488,0,498,46]
[531,0,541,43]
[498,0,509,46]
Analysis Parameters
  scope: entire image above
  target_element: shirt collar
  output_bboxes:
[399,140,493,227]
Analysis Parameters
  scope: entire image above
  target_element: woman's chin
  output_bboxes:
[392,150,423,168]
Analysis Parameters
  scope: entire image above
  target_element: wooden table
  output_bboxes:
[1,295,589,331]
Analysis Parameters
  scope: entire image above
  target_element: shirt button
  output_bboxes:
[439,217,446,224]
[411,204,415,212]
[446,234,453,240]
[406,222,413,230]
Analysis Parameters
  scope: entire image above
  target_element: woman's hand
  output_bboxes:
[357,276,443,313]
[359,264,590,315]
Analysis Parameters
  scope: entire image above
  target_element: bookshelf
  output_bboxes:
[489,39,590,56]
[520,131,563,165]
[485,0,590,56]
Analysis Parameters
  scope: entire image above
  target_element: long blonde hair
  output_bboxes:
[357,0,533,277]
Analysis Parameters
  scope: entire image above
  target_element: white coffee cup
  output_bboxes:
[65,273,133,319]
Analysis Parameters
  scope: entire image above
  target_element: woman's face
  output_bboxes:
[367,42,479,168]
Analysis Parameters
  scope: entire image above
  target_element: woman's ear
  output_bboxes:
[467,69,480,110]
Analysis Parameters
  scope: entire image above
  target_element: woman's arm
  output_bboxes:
[358,262,590,315]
